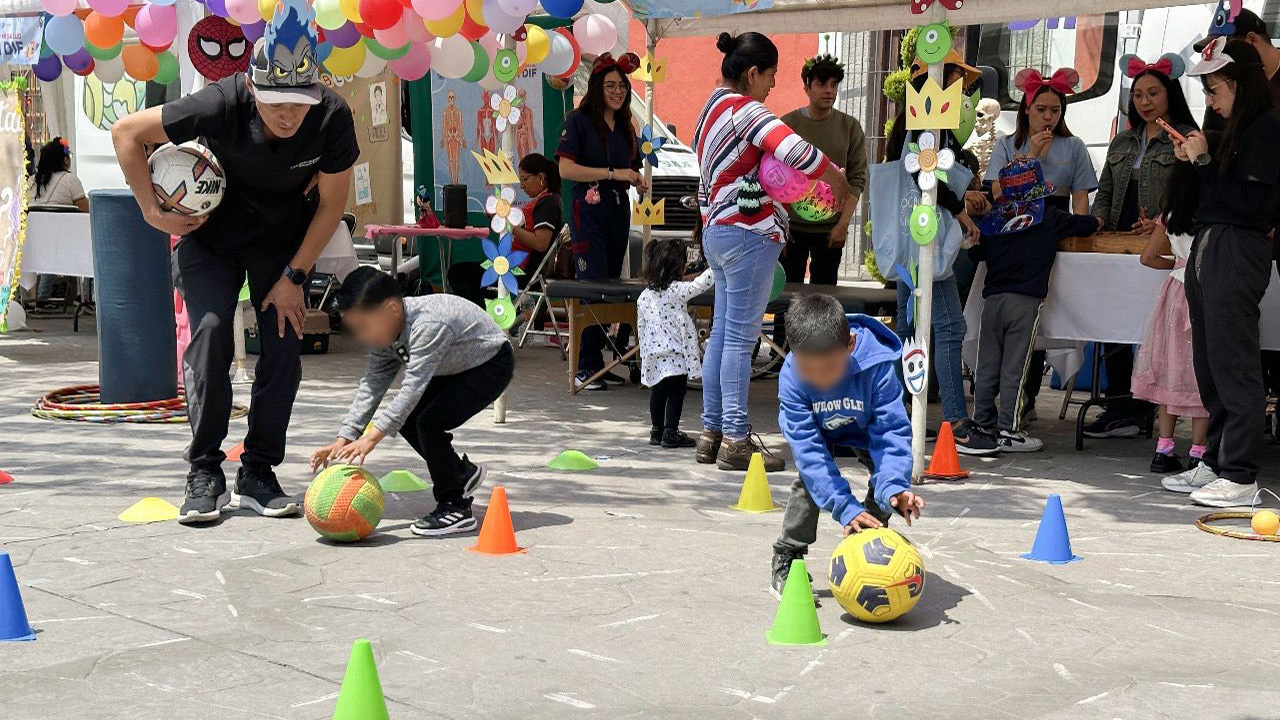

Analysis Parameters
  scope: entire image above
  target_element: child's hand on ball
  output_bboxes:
[333,429,385,467]
[310,438,349,472]
[890,491,925,526]
[844,512,884,535]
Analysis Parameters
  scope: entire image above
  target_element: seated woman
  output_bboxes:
[30,137,88,304]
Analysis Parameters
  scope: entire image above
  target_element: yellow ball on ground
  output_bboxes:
[1252,509,1280,536]
[829,528,925,623]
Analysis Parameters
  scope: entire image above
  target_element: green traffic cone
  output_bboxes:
[766,559,827,646]
[377,470,430,492]
[333,638,389,720]
[548,450,598,470]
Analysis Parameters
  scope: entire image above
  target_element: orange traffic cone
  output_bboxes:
[922,421,969,482]
[467,485,526,555]
[226,442,244,462]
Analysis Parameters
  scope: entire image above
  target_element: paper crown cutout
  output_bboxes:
[631,197,665,225]
[633,52,667,83]
[906,77,962,130]
[471,148,518,185]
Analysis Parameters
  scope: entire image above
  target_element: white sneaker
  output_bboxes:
[1161,464,1217,494]
[997,429,1043,453]
[1190,478,1260,508]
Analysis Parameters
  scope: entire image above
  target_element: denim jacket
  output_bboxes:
[1092,124,1193,230]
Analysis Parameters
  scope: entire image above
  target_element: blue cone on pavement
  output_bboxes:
[0,552,35,641]
[1022,494,1082,564]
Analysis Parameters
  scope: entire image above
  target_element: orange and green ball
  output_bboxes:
[304,465,385,542]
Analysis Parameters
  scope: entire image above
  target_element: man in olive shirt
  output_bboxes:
[780,54,868,285]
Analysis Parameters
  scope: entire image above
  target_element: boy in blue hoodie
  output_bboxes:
[772,293,924,596]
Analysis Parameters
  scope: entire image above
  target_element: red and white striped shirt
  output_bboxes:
[693,87,830,242]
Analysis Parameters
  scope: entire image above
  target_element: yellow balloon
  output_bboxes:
[425,2,464,38]
[325,42,366,77]
[339,0,362,23]
[524,24,549,65]
[258,0,276,22]
[465,0,484,24]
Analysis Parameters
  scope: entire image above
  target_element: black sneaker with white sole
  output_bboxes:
[770,552,819,604]
[952,419,1000,456]
[1082,411,1141,438]
[410,503,477,536]
[459,455,486,499]
[230,466,300,518]
[575,371,607,391]
[179,466,229,525]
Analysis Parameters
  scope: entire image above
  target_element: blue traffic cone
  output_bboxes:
[0,552,35,641]
[1022,494,1082,564]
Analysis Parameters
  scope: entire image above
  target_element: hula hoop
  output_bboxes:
[1194,511,1280,543]
[32,385,249,424]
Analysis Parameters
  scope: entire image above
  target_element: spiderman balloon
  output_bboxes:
[189,16,250,81]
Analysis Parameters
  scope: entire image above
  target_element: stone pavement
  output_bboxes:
[1,317,1278,720]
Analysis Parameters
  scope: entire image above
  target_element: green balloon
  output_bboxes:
[86,41,124,61]
[770,262,786,302]
[461,41,489,83]
[154,51,179,85]
[365,38,411,61]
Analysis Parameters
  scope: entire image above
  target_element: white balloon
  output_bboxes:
[432,35,474,79]
[496,0,536,17]
[481,0,524,34]
[356,50,388,78]
[94,55,125,83]
[572,14,616,57]
[538,29,573,77]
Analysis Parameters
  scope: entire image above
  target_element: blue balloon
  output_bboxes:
[43,15,84,57]
[541,0,584,18]
[34,54,62,82]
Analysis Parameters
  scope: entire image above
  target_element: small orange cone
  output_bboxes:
[467,485,526,555]
[921,421,969,482]
[226,442,244,462]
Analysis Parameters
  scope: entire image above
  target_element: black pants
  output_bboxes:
[571,192,632,373]
[774,229,841,349]
[1186,225,1273,485]
[173,237,301,470]
[401,344,514,506]
[648,374,688,430]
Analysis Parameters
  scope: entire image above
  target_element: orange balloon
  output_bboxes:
[122,44,159,81]
[85,12,125,48]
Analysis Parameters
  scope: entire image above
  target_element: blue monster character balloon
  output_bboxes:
[254,0,319,89]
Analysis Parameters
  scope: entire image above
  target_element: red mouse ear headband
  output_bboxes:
[592,52,641,76]
[1014,67,1080,104]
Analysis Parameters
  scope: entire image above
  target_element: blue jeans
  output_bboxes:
[701,225,783,440]
[896,275,970,423]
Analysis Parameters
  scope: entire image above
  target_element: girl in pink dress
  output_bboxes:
[1131,163,1207,474]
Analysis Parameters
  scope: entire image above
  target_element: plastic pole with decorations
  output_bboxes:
[633,33,667,233]
[904,1,965,479]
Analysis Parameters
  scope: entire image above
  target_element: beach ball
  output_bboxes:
[793,180,837,222]
[829,528,925,623]
[304,465,385,542]
[759,154,810,204]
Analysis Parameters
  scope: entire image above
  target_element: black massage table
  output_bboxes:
[545,279,898,393]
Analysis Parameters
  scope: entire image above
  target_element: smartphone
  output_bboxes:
[1155,118,1187,144]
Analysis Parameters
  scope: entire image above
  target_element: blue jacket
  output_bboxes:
[778,315,913,527]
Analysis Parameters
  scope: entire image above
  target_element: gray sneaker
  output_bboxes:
[179,466,229,525]
[1161,463,1217,494]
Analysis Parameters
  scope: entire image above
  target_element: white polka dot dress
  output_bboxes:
[637,269,714,388]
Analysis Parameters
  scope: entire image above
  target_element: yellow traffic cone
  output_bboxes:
[730,452,779,513]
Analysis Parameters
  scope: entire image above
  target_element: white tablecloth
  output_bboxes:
[962,252,1280,382]
[18,212,360,288]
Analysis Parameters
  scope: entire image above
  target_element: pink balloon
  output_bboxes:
[225,0,261,25]
[411,0,460,22]
[374,19,409,47]
[759,155,812,203]
[572,14,616,56]
[86,0,129,17]
[388,41,430,80]
[135,4,178,47]
[402,9,432,42]
[40,0,78,17]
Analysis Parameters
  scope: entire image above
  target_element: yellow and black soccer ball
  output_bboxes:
[829,528,925,623]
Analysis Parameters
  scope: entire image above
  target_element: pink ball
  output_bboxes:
[135,4,178,48]
[793,181,838,222]
[388,40,430,80]
[759,155,811,204]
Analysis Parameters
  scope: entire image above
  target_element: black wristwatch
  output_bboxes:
[283,266,307,286]
[1193,152,1212,167]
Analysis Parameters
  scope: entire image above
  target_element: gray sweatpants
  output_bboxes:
[973,292,1043,431]
[772,448,892,558]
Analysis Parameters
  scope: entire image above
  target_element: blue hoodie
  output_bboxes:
[778,314,913,528]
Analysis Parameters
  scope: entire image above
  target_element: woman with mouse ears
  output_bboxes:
[1165,37,1280,509]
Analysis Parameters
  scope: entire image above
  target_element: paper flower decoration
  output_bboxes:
[490,85,522,133]
[481,234,527,294]
[485,186,525,233]
[902,131,954,193]
[640,125,666,167]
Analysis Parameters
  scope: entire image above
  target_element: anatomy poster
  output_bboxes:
[432,66,543,213]
[0,84,26,331]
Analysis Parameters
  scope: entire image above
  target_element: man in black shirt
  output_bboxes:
[112,0,358,524]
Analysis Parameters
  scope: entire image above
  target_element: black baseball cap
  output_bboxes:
[1194,8,1270,51]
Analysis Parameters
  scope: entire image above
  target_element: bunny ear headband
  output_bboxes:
[1119,53,1186,80]
[1014,67,1080,104]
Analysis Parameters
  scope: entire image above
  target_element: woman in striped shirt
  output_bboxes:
[693,31,852,472]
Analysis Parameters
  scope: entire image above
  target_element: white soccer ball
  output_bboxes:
[148,141,225,217]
